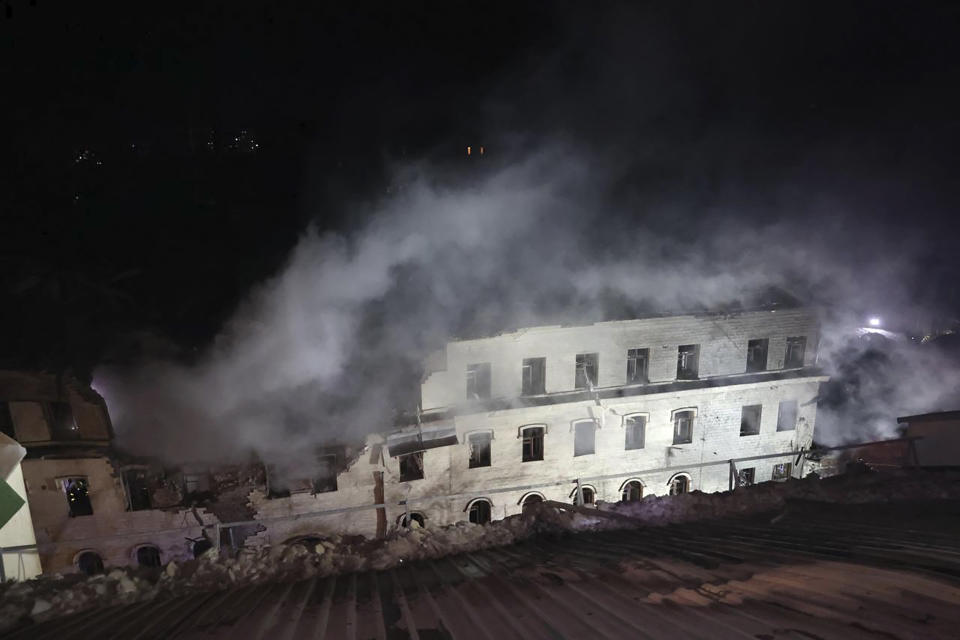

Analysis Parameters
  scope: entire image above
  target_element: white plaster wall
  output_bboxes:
[422,308,819,410]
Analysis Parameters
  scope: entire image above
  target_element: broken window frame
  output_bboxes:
[624,415,646,450]
[626,348,649,384]
[746,338,769,373]
[568,485,596,505]
[521,357,546,396]
[123,468,152,511]
[621,480,643,502]
[740,404,762,436]
[520,425,545,462]
[738,467,756,487]
[63,477,93,517]
[467,498,492,524]
[312,453,339,493]
[398,451,425,482]
[574,353,599,390]
[777,400,798,432]
[772,462,793,481]
[669,474,690,495]
[672,410,695,445]
[676,344,700,380]
[573,420,597,457]
[784,336,806,368]
[467,431,492,468]
[465,362,492,400]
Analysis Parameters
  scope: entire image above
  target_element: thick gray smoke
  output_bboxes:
[95,144,959,473]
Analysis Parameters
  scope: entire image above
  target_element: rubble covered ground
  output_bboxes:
[2,468,960,633]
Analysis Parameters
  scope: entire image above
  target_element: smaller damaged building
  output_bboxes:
[0,371,220,575]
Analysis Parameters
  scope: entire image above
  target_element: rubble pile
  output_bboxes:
[2,468,958,632]
[603,468,960,524]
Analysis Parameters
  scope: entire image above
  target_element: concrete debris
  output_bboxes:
[2,468,959,633]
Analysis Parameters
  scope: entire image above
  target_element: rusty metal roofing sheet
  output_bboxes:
[8,500,960,639]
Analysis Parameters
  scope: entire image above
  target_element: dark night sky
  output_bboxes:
[4,1,960,377]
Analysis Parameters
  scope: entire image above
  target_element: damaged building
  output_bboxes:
[1,304,827,575]
[0,371,221,575]
[249,304,826,547]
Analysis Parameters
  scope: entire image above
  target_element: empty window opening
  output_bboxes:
[64,477,93,517]
[621,481,643,502]
[673,411,694,445]
[0,401,14,439]
[466,363,492,400]
[522,357,546,395]
[136,545,162,568]
[468,432,492,468]
[570,486,596,505]
[777,400,798,432]
[521,426,544,462]
[48,401,79,440]
[785,337,806,368]
[521,493,544,513]
[738,467,755,487]
[574,420,596,456]
[740,405,762,436]
[677,345,700,380]
[772,462,792,481]
[626,348,649,384]
[313,454,338,493]
[183,472,211,496]
[398,512,426,528]
[124,469,152,511]
[399,451,424,482]
[746,339,769,373]
[575,353,599,389]
[76,551,104,576]
[625,416,646,450]
[192,538,214,557]
[468,499,492,525]
[669,475,690,495]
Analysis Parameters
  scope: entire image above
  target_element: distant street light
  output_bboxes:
[869,317,881,327]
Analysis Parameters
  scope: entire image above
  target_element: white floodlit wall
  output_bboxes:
[253,308,826,541]
[421,308,818,410]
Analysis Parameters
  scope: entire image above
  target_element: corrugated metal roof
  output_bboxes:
[9,500,960,639]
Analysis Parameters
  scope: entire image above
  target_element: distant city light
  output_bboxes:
[869,317,881,327]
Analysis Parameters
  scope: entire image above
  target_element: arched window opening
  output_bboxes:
[467,499,492,525]
[76,551,104,576]
[621,480,643,502]
[569,485,596,505]
[398,512,426,528]
[669,475,690,496]
[136,545,162,568]
[520,493,544,513]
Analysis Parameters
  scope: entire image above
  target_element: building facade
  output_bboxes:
[251,306,827,543]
